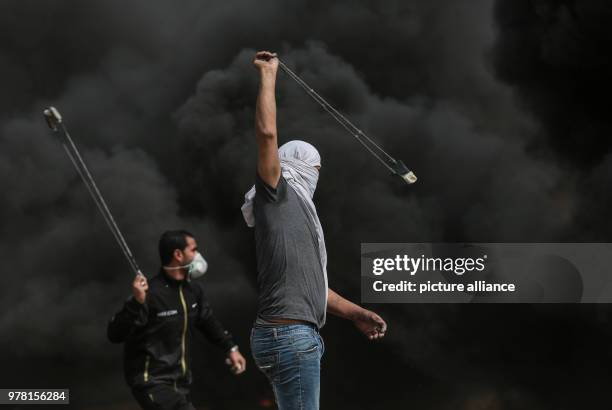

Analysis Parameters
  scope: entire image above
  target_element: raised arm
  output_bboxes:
[253,50,281,188]
[327,288,388,341]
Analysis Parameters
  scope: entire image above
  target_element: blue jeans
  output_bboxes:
[251,324,325,410]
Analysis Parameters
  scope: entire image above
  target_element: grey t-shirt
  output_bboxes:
[253,172,327,328]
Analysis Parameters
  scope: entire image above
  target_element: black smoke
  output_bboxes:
[1,0,611,409]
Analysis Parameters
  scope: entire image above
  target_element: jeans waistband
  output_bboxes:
[253,323,319,338]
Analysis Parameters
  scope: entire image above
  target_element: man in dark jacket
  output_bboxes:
[108,230,246,410]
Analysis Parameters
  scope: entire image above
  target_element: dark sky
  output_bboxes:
[1,0,611,409]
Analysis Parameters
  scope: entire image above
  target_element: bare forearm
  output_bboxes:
[256,71,277,140]
[252,51,281,187]
[328,288,388,340]
[327,288,364,321]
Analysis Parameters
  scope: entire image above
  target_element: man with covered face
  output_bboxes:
[242,51,388,410]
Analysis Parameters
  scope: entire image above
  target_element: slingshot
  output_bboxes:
[277,58,417,184]
[43,106,143,277]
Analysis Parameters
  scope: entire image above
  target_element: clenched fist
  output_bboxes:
[225,349,247,375]
[253,51,278,75]
[132,273,148,304]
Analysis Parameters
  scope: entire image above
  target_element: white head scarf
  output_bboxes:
[241,140,328,325]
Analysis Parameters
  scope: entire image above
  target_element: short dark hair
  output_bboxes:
[159,230,194,265]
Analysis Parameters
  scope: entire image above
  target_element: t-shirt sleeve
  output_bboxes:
[255,172,286,203]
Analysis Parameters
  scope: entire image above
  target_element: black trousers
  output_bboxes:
[131,383,196,410]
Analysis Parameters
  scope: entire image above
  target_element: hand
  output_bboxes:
[132,272,148,304]
[253,51,278,74]
[225,349,246,375]
[352,309,387,341]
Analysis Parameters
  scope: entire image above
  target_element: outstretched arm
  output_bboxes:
[327,288,387,340]
[253,50,281,188]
